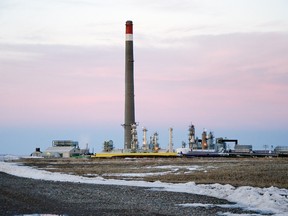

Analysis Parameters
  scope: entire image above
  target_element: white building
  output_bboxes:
[43,140,81,158]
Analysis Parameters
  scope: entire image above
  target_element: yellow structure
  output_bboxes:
[92,152,177,158]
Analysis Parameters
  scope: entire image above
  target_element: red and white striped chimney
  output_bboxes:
[126,20,133,41]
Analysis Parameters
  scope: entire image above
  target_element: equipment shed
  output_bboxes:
[43,146,80,158]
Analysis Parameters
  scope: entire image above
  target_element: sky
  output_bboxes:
[1,0,288,154]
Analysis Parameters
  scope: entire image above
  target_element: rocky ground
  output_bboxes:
[0,172,261,216]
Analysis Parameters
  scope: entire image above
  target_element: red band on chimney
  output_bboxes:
[126,21,133,34]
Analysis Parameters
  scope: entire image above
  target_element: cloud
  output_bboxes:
[0,44,124,126]
[135,32,288,128]
[0,32,288,130]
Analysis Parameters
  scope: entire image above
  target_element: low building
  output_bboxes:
[31,148,43,157]
[43,140,81,158]
[274,146,288,154]
[234,145,253,153]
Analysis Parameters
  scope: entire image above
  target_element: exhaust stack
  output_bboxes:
[124,20,135,150]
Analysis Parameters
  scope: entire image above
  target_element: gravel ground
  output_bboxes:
[0,172,262,216]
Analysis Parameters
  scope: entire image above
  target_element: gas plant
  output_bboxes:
[94,21,260,158]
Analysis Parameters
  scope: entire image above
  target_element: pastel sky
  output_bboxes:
[1,0,288,154]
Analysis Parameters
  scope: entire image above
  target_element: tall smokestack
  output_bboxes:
[124,20,135,150]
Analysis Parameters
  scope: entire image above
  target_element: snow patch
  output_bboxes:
[103,171,171,177]
[178,203,240,209]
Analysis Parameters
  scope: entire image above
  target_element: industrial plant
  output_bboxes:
[31,21,287,158]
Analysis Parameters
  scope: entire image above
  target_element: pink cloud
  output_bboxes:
[135,33,288,129]
[1,32,288,131]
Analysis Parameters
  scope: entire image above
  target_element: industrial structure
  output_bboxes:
[168,128,173,153]
[31,148,42,157]
[188,124,196,149]
[142,127,148,151]
[31,21,287,159]
[43,140,81,158]
[31,140,90,158]
[274,146,288,155]
[175,124,260,156]
[94,21,286,158]
[123,20,136,151]
[103,140,114,152]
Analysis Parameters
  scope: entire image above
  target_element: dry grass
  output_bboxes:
[18,157,288,188]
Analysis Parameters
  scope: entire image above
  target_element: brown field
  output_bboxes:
[18,157,288,188]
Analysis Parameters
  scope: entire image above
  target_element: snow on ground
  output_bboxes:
[146,165,202,170]
[0,161,287,216]
[103,165,206,178]
[146,165,206,172]
[102,171,172,177]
